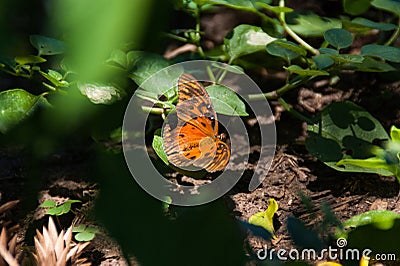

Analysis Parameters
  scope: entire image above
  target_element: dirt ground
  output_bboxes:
[1,1,400,265]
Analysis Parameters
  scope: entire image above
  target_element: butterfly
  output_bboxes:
[162,73,230,172]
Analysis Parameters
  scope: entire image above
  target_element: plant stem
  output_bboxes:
[384,16,400,46]
[162,32,188,43]
[216,58,234,84]
[194,9,206,58]
[278,0,319,55]
[141,106,165,115]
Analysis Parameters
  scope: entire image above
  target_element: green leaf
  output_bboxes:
[73,225,98,241]
[345,17,398,31]
[336,157,393,173]
[266,42,298,62]
[127,51,183,100]
[255,2,293,14]
[40,200,56,208]
[306,101,392,175]
[75,231,96,241]
[361,44,400,63]
[343,0,372,15]
[107,49,127,69]
[337,126,400,180]
[206,84,248,116]
[324,28,353,49]
[45,199,81,216]
[248,199,278,238]
[337,210,400,238]
[29,35,66,55]
[0,89,48,134]
[15,55,46,65]
[312,54,335,69]
[371,0,400,16]
[198,0,266,12]
[344,57,396,72]
[153,129,169,165]
[40,70,69,88]
[284,65,329,76]
[266,40,307,62]
[286,12,342,37]
[319,48,339,55]
[225,24,276,61]
[329,54,364,64]
[0,57,17,71]
[78,82,124,104]
[128,51,171,85]
[46,207,62,215]
[72,224,86,233]
[390,125,400,142]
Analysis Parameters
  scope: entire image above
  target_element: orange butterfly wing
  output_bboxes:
[162,73,230,172]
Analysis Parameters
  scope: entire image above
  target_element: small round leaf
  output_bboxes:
[30,35,66,55]
[324,28,353,49]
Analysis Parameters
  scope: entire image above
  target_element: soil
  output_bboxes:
[1,2,400,266]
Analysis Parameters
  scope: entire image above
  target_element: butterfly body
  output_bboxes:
[162,74,230,172]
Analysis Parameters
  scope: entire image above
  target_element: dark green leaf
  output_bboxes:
[361,44,400,63]
[312,54,335,69]
[225,25,276,60]
[15,55,46,65]
[206,84,248,116]
[319,48,339,55]
[343,0,372,15]
[30,35,66,55]
[0,89,48,134]
[284,65,329,76]
[347,17,398,31]
[286,12,341,37]
[324,28,353,49]
[343,57,396,72]
[371,0,400,16]
[128,51,171,85]
[306,101,392,175]
[0,57,17,71]
[329,54,364,64]
[127,51,183,99]
[266,40,305,62]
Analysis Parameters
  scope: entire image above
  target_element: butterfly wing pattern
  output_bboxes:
[162,73,230,172]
